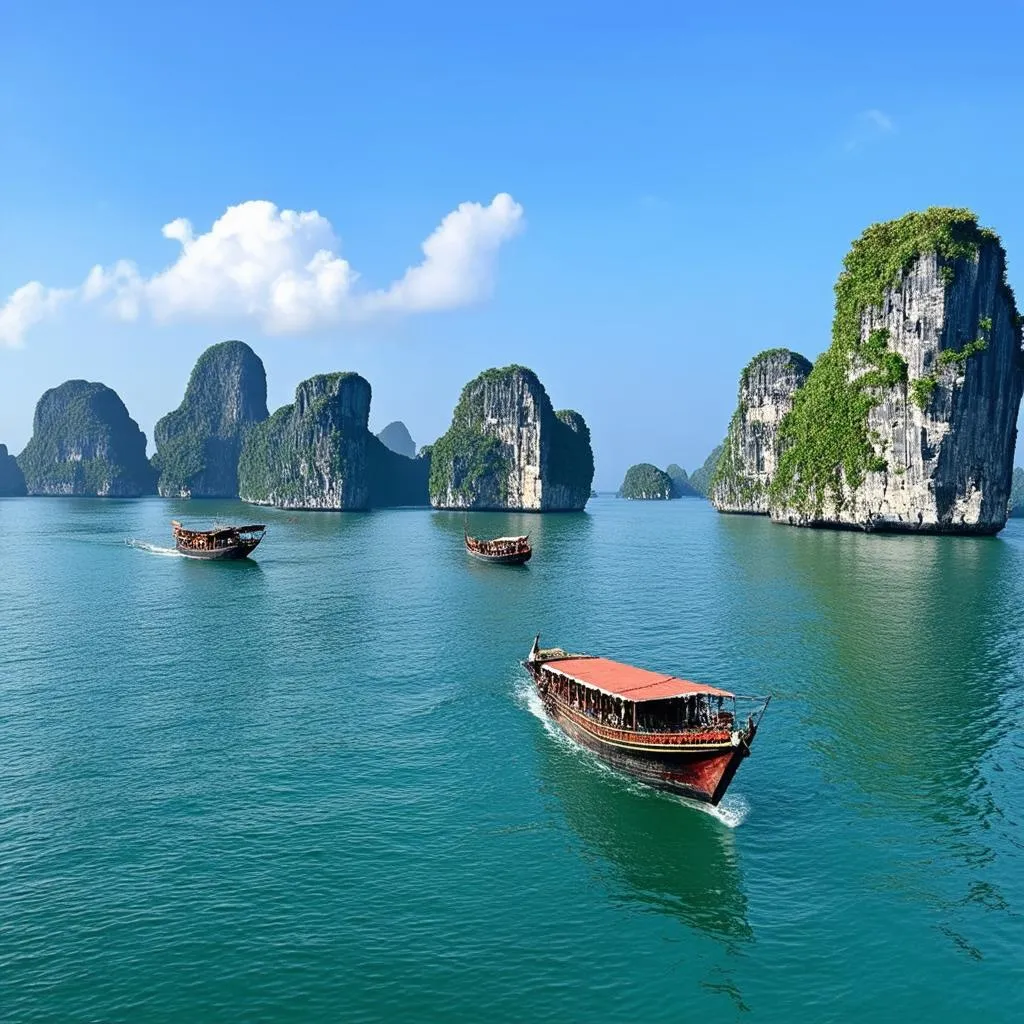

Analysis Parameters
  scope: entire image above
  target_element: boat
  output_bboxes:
[171,520,266,560]
[523,636,769,805]
[464,532,532,565]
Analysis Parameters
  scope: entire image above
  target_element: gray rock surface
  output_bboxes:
[238,372,428,510]
[428,366,594,510]
[153,340,269,497]
[772,244,1022,533]
[0,443,27,496]
[18,380,156,496]
[376,421,416,459]
[711,349,812,514]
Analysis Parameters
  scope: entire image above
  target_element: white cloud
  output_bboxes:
[0,282,75,348]
[0,193,524,346]
[844,109,897,152]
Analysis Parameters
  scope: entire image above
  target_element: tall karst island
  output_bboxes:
[711,349,813,514]
[0,444,27,496]
[18,381,156,496]
[711,207,1023,534]
[429,365,594,510]
[238,372,429,510]
[152,341,269,498]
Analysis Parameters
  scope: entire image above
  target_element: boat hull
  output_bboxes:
[466,548,532,565]
[527,664,750,805]
[175,538,262,560]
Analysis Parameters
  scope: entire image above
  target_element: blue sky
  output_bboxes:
[2,1,1024,488]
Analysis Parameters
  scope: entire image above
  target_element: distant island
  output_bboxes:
[619,463,673,500]
[376,421,417,459]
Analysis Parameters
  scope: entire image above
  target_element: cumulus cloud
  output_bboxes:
[0,194,524,347]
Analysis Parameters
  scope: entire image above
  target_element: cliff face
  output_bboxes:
[1010,467,1024,517]
[428,366,594,510]
[771,208,1023,534]
[18,380,156,496]
[620,463,673,499]
[711,349,812,514]
[666,464,698,498]
[689,445,724,498]
[238,373,428,510]
[153,340,268,497]
[0,443,27,496]
[376,421,416,458]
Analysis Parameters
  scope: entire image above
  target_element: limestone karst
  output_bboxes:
[619,463,673,500]
[152,340,269,498]
[428,366,594,510]
[771,207,1023,533]
[18,380,156,496]
[711,349,812,514]
[238,372,428,510]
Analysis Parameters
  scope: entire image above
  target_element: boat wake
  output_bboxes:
[125,539,182,557]
[514,676,749,828]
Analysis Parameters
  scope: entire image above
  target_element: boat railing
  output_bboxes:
[556,699,733,746]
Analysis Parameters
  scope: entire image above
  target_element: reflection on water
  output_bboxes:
[532,714,752,945]
[715,515,1023,960]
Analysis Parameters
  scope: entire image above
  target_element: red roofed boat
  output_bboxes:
[524,636,769,805]
[465,532,532,565]
[171,520,266,560]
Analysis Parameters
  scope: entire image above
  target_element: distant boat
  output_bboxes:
[523,636,769,805]
[464,531,532,565]
[171,520,266,560]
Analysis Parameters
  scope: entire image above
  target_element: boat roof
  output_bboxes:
[540,656,733,701]
[172,521,265,537]
[488,535,528,543]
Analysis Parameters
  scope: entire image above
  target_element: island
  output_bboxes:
[1010,467,1024,517]
[770,207,1022,533]
[0,443,27,496]
[429,365,594,510]
[688,445,723,498]
[711,348,812,514]
[619,463,673,500]
[375,421,417,458]
[666,463,699,498]
[238,372,429,510]
[18,380,156,496]
[152,340,269,498]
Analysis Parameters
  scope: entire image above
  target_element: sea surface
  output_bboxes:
[2,496,1023,1023]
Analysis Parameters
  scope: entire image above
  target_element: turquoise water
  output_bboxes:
[2,496,1023,1022]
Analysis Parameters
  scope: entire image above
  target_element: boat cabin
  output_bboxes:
[535,655,737,735]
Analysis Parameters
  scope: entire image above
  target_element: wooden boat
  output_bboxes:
[464,532,532,565]
[171,520,266,560]
[523,636,769,805]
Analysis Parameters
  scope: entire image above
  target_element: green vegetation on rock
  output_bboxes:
[689,445,724,497]
[1009,467,1024,517]
[772,208,1002,515]
[18,380,155,496]
[152,340,268,497]
[0,443,27,496]
[666,463,697,498]
[619,463,673,500]
[429,365,593,509]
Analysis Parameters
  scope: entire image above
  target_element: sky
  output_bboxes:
[2,1,1024,489]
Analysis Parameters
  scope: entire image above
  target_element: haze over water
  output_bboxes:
[2,496,1022,1022]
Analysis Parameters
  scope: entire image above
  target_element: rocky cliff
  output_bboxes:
[0,443,27,496]
[711,349,812,514]
[18,380,156,496]
[153,340,268,498]
[688,445,723,498]
[771,208,1023,534]
[1010,467,1024,517]
[238,372,428,510]
[619,463,673,499]
[666,463,698,498]
[376,421,416,458]
[428,366,594,510]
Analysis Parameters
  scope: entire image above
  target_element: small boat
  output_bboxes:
[523,636,769,805]
[171,520,266,560]
[464,532,532,565]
